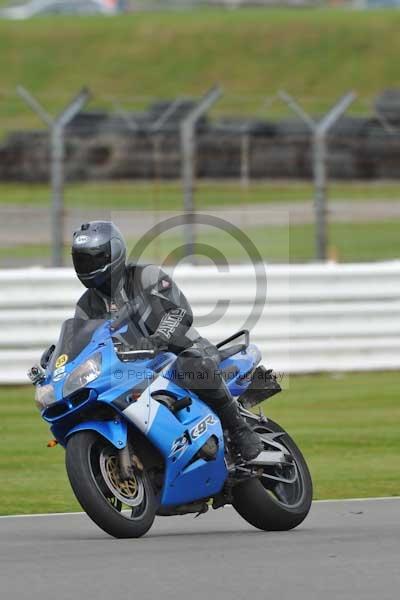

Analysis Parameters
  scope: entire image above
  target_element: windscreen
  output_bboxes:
[49,318,106,372]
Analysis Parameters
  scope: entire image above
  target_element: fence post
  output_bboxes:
[240,126,251,189]
[279,91,356,261]
[180,85,223,260]
[151,98,185,182]
[239,96,276,192]
[17,86,91,267]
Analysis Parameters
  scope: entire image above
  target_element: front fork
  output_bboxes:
[118,441,144,480]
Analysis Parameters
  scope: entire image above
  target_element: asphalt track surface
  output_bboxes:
[1,498,399,600]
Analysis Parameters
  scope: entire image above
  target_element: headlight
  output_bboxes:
[35,384,56,410]
[63,353,102,397]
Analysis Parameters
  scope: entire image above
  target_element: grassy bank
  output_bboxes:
[1,180,400,208]
[1,219,399,266]
[0,371,399,515]
[1,9,400,133]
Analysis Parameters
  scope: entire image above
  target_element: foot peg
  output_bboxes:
[246,450,291,466]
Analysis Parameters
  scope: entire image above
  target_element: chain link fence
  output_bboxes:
[1,87,400,267]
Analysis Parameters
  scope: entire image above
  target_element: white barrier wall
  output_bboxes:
[1,262,400,384]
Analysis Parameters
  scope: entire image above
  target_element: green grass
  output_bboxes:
[1,8,400,134]
[1,180,400,209]
[0,386,81,514]
[129,220,400,263]
[1,219,399,266]
[267,372,400,500]
[1,371,399,515]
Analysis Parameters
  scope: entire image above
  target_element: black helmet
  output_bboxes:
[72,221,126,291]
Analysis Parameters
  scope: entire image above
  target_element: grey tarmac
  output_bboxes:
[2,200,400,246]
[0,498,399,600]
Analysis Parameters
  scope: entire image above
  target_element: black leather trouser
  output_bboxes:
[172,337,232,410]
[172,339,257,453]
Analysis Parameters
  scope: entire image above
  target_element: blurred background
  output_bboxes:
[0,4,399,514]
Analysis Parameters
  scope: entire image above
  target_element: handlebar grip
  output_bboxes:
[117,348,156,361]
[110,303,133,332]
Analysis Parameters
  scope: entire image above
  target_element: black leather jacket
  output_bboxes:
[74,263,201,354]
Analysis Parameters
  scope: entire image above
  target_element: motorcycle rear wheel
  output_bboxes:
[232,418,312,531]
[66,431,156,539]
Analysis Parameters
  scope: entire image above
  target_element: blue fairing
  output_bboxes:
[38,317,261,508]
[66,419,128,449]
[139,379,227,505]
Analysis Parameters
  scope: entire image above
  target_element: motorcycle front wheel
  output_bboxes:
[66,431,156,538]
[232,418,313,531]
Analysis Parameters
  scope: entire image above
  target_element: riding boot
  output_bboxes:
[175,342,263,461]
[216,397,263,462]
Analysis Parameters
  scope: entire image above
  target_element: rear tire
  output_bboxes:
[232,419,312,531]
[66,431,156,539]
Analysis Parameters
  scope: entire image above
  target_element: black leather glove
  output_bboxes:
[136,334,167,352]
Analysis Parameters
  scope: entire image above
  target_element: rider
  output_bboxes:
[70,221,262,461]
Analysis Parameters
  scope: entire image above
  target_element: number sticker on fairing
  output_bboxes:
[55,354,68,368]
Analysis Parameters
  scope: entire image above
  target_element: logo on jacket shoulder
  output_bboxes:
[160,278,171,290]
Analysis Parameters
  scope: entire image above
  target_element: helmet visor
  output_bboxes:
[72,248,111,275]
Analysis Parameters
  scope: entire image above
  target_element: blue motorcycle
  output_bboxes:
[30,307,312,538]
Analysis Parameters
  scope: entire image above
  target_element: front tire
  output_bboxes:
[232,419,312,531]
[66,431,156,538]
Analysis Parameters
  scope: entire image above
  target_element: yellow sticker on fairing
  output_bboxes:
[55,354,68,368]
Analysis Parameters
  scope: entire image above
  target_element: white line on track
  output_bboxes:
[1,496,399,519]
[0,511,85,519]
[313,496,400,503]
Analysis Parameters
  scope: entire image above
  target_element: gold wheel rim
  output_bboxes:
[99,450,145,508]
